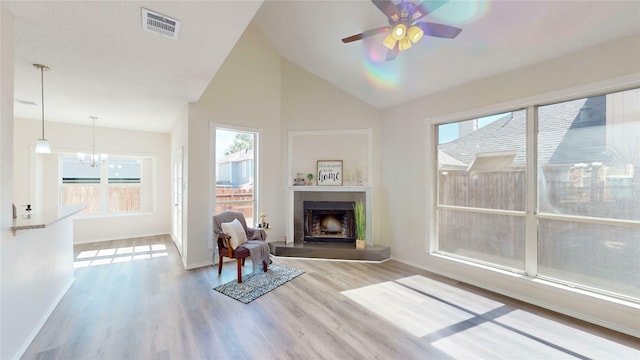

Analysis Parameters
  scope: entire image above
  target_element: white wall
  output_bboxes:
[280,59,383,242]
[380,34,640,336]
[178,20,384,269]
[181,21,282,269]
[13,118,172,243]
[0,5,16,358]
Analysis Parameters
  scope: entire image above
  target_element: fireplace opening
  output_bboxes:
[304,201,355,243]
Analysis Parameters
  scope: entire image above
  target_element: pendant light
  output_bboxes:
[77,116,108,167]
[33,64,51,154]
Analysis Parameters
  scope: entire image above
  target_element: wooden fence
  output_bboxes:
[215,187,254,221]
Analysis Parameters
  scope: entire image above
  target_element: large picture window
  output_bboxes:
[436,88,640,300]
[437,110,528,271]
[537,90,639,299]
[61,156,153,215]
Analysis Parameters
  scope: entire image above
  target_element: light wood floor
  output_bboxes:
[22,235,639,359]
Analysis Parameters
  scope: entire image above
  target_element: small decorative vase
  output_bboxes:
[356,239,366,249]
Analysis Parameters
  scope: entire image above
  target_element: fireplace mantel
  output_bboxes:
[290,186,370,193]
[286,186,372,246]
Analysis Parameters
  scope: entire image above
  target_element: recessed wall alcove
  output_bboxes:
[269,129,389,261]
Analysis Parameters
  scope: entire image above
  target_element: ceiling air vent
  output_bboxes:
[142,8,181,39]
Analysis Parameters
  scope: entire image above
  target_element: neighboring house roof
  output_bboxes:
[438,150,468,170]
[548,96,607,165]
[439,97,602,168]
[218,149,253,164]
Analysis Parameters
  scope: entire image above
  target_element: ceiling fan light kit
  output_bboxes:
[398,37,412,51]
[341,0,462,60]
[383,33,397,49]
[392,23,407,40]
[407,25,424,43]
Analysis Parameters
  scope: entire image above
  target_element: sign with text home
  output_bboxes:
[317,160,343,186]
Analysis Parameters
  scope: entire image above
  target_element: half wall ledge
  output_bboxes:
[269,241,390,262]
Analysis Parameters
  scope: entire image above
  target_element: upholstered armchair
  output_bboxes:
[212,211,269,283]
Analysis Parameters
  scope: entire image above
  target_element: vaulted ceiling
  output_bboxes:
[5,1,640,133]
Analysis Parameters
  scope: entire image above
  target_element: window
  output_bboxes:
[107,158,142,213]
[61,155,152,215]
[215,128,258,225]
[437,111,528,271]
[61,157,102,214]
[436,88,640,300]
[537,90,640,299]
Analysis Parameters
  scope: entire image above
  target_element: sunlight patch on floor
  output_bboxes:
[493,310,639,359]
[431,321,572,359]
[74,244,168,268]
[342,275,503,337]
[343,275,639,359]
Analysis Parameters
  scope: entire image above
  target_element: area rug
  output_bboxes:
[214,263,304,303]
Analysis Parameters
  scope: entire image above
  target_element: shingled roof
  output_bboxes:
[438,96,604,168]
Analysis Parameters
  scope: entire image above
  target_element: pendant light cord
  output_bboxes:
[90,116,98,167]
[33,64,49,140]
[40,66,45,139]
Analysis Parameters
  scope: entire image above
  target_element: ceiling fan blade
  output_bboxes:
[342,26,391,43]
[385,43,399,61]
[415,22,462,39]
[411,0,448,21]
[372,0,401,22]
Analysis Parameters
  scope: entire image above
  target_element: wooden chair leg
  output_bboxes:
[218,256,223,275]
[263,260,268,272]
[237,259,243,283]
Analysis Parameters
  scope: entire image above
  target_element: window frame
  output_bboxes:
[432,86,640,303]
[213,125,260,227]
[59,154,154,217]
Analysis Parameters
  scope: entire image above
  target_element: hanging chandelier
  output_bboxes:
[33,64,51,154]
[77,116,108,167]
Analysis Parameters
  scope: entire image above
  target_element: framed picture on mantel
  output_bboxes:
[317,160,343,186]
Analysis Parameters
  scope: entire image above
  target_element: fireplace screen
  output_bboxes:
[304,201,355,243]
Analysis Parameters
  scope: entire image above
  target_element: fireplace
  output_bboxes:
[303,201,355,243]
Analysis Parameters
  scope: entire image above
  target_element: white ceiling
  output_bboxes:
[5,1,640,133]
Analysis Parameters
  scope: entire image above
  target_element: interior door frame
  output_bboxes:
[171,146,184,256]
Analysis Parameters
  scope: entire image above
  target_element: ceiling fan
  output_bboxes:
[342,0,462,61]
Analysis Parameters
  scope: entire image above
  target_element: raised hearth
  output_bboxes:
[269,241,390,262]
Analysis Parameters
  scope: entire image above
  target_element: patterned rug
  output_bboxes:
[214,263,304,303]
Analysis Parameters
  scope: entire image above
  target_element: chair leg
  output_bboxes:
[263,260,268,272]
[218,256,223,275]
[241,258,245,266]
[237,259,243,283]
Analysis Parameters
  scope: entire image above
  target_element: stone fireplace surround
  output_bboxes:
[270,185,388,261]
[288,186,371,246]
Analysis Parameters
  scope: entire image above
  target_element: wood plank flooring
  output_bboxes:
[22,235,639,359]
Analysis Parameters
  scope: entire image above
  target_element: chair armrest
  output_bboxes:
[217,233,233,257]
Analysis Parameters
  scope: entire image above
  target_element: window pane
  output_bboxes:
[61,156,101,214]
[216,128,256,223]
[106,158,142,213]
[438,209,525,271]
[538,219,640,299]
[62,186,101,214]
[538,91,640,220]
[438,111,527,211]
[108,158,141,183]
[61,156,100,183]
[108,185,140,213]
